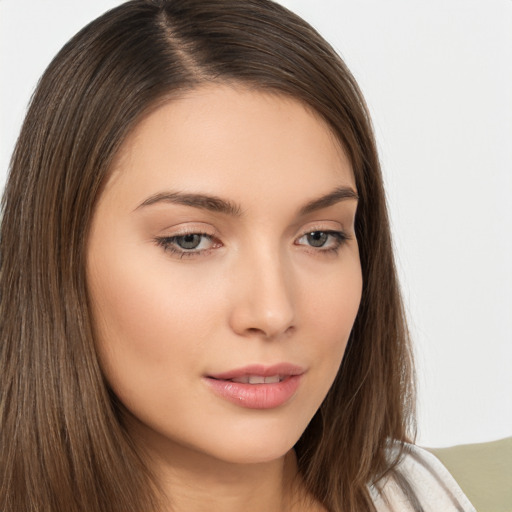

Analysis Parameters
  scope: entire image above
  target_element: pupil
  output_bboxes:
[178,234,201,249]
[307,231,328,247]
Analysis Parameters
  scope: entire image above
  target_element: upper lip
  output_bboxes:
[207,363,305,380]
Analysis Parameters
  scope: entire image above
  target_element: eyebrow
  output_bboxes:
[298,186,359,215]
[135,186,358,216]
[135,191,243,216]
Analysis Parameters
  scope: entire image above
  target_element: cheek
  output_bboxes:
[86,237,222,409]
[304,253,362,343]
[296,252,363,401]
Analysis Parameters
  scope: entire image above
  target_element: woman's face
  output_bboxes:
[87,85,362,465]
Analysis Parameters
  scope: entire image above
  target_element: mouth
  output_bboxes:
[213,374,286,384]
[207,363,304,381]
[204,364,305,409]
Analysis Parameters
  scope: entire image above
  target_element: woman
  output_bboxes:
[0,1,475,511]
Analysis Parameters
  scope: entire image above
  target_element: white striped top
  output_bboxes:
[370,444,477,512]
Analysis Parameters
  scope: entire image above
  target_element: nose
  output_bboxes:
[228,248,296,340]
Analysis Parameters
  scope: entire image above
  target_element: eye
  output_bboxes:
[295,230,348,252]
[154,232,220,258]
[174,233,204,250]
[305,231,329,247]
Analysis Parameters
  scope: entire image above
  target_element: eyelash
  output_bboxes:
[295,229,349,255]
[154,229,350,259]
[154,232,219,259]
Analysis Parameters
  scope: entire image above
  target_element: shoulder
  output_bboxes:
[369,442,477,512]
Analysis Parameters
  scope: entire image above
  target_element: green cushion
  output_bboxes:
[427,437,512,512]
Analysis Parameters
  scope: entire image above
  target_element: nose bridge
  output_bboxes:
[229,240,296,339]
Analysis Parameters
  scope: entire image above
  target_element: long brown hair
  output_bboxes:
[0,1,415,510]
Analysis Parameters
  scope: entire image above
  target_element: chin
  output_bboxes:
[210,407,315,462]
[170,415,309,467]
[205,434,299,465]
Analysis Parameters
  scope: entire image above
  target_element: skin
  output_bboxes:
[87,84,362,511]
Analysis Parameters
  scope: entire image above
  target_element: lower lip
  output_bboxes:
[204,375,302,409]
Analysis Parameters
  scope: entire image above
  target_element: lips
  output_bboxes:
[208,363,304,381]
[204,364,305,409]
[230,375,282,384]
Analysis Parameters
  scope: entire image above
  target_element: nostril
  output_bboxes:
[244,324,295,339]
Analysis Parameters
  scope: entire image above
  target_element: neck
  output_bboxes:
[129,428,319,512]
[124,412,325,512]
[154,446,300,512]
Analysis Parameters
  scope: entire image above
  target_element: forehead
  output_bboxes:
[104,84,355,209]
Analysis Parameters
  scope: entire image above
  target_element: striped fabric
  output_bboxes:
[370,444,477,511]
